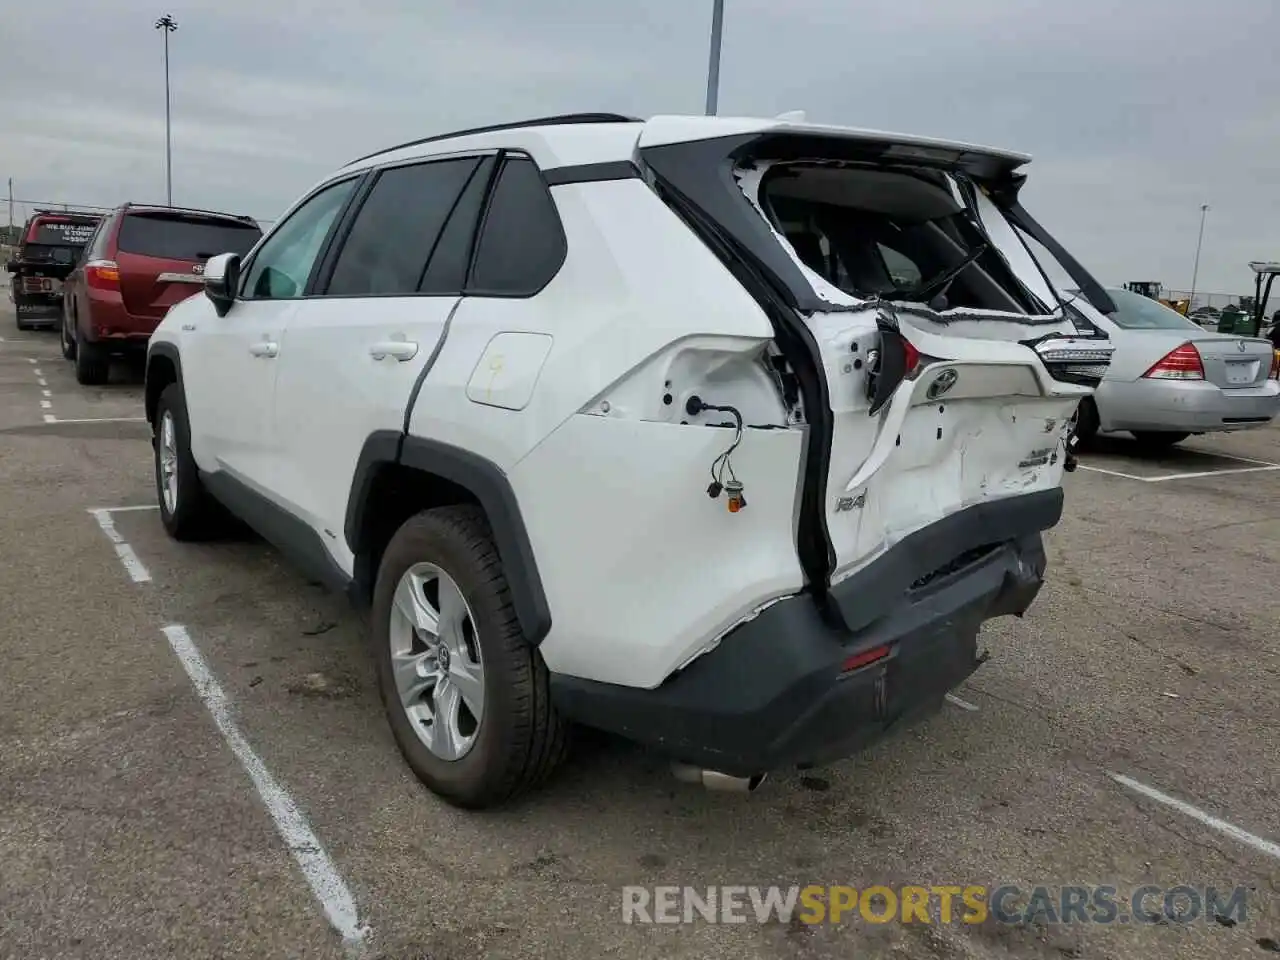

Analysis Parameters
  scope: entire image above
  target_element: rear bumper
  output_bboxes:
[14,296,61,321]
[550,488,1061,777]
[82,292,159,344]
[1097,379,1280,433]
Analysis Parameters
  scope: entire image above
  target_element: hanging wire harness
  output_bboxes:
[686,395,748,512]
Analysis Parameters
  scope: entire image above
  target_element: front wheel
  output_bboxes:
[370,506,569,809]
[153,384,221,540]
[1131,431,1190,451]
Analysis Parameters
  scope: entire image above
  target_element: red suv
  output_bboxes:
[61,203,262,383]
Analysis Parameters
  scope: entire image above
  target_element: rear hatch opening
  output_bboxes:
[638,122,1114,595]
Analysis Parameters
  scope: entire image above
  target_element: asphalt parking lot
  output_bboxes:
[1,292,1277,960]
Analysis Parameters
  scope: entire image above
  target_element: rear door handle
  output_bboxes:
[369,340,419,361]
[249,340,278,358]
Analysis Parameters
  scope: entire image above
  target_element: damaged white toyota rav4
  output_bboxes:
[144,112,1114,808]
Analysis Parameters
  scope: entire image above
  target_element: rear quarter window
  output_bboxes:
[466,156,566,296]
[117,213,262,261]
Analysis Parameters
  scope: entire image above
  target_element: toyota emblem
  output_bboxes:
[1237,339,1247,352]
[926,368,959,400]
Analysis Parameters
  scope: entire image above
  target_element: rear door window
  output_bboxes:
[325,157,482,297]
[116,212,262,261]
[466,156,566,296]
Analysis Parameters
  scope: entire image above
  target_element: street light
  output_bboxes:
[1187,203,1209,316]
[705,0,724,115]
[155,14,178,206]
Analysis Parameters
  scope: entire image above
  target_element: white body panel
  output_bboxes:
[172,292,290,486]
[267,295,458,572]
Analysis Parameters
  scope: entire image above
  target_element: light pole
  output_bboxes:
[1187,203,1208,316]
[155,14,178,206]
[705,0,725,115]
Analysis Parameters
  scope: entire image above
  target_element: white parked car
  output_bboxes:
[145,112,1112,808]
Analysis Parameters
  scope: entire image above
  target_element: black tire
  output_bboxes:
[1070,397,1100,448]
[370,505,569,809]
[74,337,109,385]
[153,383,221,540]
[60,309,77,360]
[1131,431,1190,451]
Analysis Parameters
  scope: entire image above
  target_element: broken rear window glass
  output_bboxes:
[756,164,1037,314]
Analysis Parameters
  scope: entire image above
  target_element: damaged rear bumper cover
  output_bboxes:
[549,488,1061,778]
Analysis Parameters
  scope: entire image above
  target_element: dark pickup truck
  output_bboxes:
[5,210,103,330]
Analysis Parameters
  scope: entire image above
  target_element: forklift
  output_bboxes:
[1247,261,1279,338]
[1122,280,1190,315]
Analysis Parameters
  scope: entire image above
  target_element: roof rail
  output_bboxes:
[32,207,105,218]
[122,201,258,223]
[345,112,643,166]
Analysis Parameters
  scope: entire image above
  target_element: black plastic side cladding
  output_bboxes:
[144,341,184,426]
[344,433,553,646]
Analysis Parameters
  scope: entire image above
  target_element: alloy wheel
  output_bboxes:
[388,562,485,761]
[158,411,179,514]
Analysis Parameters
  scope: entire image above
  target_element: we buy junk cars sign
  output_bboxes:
[29,220,98,246]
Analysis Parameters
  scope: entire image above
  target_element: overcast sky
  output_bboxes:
[3,0,1277,298]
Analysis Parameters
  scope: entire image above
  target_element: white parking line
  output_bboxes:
[945,693,979,711]
[1079,462,1280,483]
[43,416,147,424]
[92,504,159,513]
[39,400,51,409]
[1144,464,1280,482]
[1110,773,1280,860]
[41,389,51,397]
[87,508,152,583]
[160,624,370,950]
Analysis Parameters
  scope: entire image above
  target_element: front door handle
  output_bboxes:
[369,340,419,361]
[249,340,279,358]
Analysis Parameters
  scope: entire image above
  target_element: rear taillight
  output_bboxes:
[1269,350,1279,381]
[85,259,120,291]
[1143,343,1204,380]
[902,338,920,375]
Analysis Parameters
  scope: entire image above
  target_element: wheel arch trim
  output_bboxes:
[345,431,553,646]
[145,341,184,426]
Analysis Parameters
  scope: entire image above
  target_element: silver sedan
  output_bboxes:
[1070,287,1280,450]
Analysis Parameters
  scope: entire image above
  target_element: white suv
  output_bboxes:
[145,112,1114,808]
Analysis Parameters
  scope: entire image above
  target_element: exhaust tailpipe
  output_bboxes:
[671,763,767,793]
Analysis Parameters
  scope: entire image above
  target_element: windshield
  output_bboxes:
[117,213,262,261]
[1103,287,1202,331]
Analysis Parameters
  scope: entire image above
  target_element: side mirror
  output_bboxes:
[203,252,241,317]
[5,259,19,274]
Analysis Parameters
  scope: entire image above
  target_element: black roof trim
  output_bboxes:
[345,112,643,167]
[120,201,258,224]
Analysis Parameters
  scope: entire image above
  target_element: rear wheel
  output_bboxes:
[1131,431,1190,451]
[154,384,221,540]
[370,506,569,809]
[1070,398,1100,448]
[74,337,109,385]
